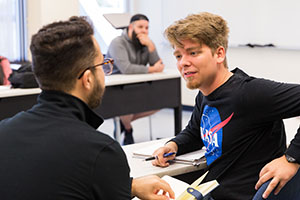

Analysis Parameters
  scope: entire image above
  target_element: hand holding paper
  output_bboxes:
[132,175,175,200]
[151,172,219,200]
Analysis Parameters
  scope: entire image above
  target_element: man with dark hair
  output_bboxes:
[0,16,174,200]
[152,12,300,199]
[106,13,164,145]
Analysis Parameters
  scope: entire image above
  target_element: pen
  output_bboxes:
[144,152,176,161]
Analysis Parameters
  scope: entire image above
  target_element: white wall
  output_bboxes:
[130,0,300,105]
[26,0,79,60]
[25,0,300,143]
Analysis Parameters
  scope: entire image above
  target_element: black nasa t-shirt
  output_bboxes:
[171,68,300,199]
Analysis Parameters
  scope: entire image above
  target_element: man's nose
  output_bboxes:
[142,28,148,34]
[179,55,191,68]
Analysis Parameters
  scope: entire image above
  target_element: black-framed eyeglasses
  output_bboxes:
[77,58,114,79]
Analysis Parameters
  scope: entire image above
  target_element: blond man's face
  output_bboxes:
[173,40,219,90]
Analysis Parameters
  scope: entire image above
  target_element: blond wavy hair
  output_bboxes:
[165,12,229,68]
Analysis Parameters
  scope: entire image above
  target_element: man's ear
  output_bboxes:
[215,46,226,64]
[81,70,93,91]
[128,23,133,29]
[128,24,134,37]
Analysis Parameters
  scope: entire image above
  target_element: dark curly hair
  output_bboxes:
[30,16,97,91]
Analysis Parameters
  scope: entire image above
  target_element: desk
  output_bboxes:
[0,69,182,135]
[122,138,207,178]
[0,86,41,119]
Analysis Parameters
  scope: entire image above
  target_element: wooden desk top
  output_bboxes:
[0,69,180,98]
[122,138,206,178]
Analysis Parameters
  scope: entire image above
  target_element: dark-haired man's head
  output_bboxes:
[30,16,97,92]
[130,14,149,24]
[30,16,105,108]
[128,14,149,50]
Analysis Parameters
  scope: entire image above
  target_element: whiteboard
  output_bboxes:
[161,0,300,49]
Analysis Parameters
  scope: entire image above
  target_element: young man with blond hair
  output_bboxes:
[152,12,300,200]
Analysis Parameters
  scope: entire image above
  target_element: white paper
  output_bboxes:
[132,142,206,162]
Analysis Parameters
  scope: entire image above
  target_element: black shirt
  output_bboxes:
[171,68,300,200]
[0,90,132,200]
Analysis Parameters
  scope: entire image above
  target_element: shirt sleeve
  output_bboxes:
[170,92,204,155]
[91,140,132,199]
[148,48,160,66]
[108,38,149,74]
[244,79,300,161]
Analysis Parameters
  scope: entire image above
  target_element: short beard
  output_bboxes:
[87,75,105,109]
[131,30,145,50]
[185,77,201,90]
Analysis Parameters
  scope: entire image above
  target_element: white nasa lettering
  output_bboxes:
[201,127,213,144]
[212,132,219,147]
[200,127,204,139]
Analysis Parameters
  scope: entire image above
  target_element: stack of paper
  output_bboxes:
[132,142,206,166]
[175,171,219,200]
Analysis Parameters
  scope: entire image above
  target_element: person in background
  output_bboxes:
[0,16,174,200]
[106,14,164,145]
[0,56,12,85]
[151,12,300,199]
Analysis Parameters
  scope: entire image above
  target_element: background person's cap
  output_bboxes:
[130,14,149,24]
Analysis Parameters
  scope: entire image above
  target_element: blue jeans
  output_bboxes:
[203,194,215,200]
[252,169,300,200]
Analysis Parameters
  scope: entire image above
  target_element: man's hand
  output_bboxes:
[152,142,178,167]
[132,175,175,200]
[255,155,300,199]
[137,33,155,52]
[149,59,164,73]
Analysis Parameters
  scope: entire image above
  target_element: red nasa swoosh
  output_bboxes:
[203,112,234,138]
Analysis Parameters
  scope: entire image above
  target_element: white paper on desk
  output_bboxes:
[0,85,11,90]
[161,175,189,198]
[132,142,166,157]
[175,149,206,161]
[132,142,206,162]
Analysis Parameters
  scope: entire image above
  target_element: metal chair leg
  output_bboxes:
[149,116,153,140]
[113,117,122,144]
